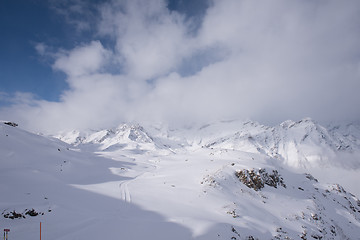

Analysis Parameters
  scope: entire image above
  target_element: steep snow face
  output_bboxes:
[327,122,360,151]
[275,118,340,168]
[193,118,360,169]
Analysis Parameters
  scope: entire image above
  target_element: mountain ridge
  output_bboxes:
[55,118,360,168]
[2,119,360,239]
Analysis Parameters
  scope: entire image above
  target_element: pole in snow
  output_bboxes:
[40,222,42,240]
[3,229,10,240]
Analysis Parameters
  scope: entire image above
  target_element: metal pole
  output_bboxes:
[40,222,42,240]
[3,229,10,240]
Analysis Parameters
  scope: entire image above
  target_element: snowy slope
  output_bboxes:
[0,123,195,239]
[1,120,360,239]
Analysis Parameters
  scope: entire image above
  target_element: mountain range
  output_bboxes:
[1,118,360,239]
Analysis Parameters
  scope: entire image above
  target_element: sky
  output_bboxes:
[1,0,360,133]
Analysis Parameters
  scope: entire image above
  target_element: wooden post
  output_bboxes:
[40,222,42,240]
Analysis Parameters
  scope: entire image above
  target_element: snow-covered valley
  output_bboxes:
[1,119,360,239]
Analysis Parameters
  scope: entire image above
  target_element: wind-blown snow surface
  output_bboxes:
[1,119,360,239]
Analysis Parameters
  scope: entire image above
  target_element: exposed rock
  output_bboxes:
[25,208,39,217]
[2,208,46,219]
[3,210,24,219]
[235,168,286,191]
[3,122,18,127]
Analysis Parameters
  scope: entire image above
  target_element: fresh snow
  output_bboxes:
[1,119,360,239]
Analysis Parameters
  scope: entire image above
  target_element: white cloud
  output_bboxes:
[99,0,195,80]
[53,41,111,78]
[2,0,360,133]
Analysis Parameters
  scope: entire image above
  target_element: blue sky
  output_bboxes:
[0,1,65,102]
[0,0,208,103]
[1,0,360,133]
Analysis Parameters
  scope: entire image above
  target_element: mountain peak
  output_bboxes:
[279,117,317,129]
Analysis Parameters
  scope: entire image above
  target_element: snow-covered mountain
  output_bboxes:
[195,118,360,168]
[57,118,360,168]
[56,123,160,150]
[1,119,360,239]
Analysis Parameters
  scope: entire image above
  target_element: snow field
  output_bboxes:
[1,119,360,239]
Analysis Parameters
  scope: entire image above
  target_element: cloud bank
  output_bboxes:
[2,0,360,133]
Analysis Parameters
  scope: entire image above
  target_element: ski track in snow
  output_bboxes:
[119,180,131,203]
